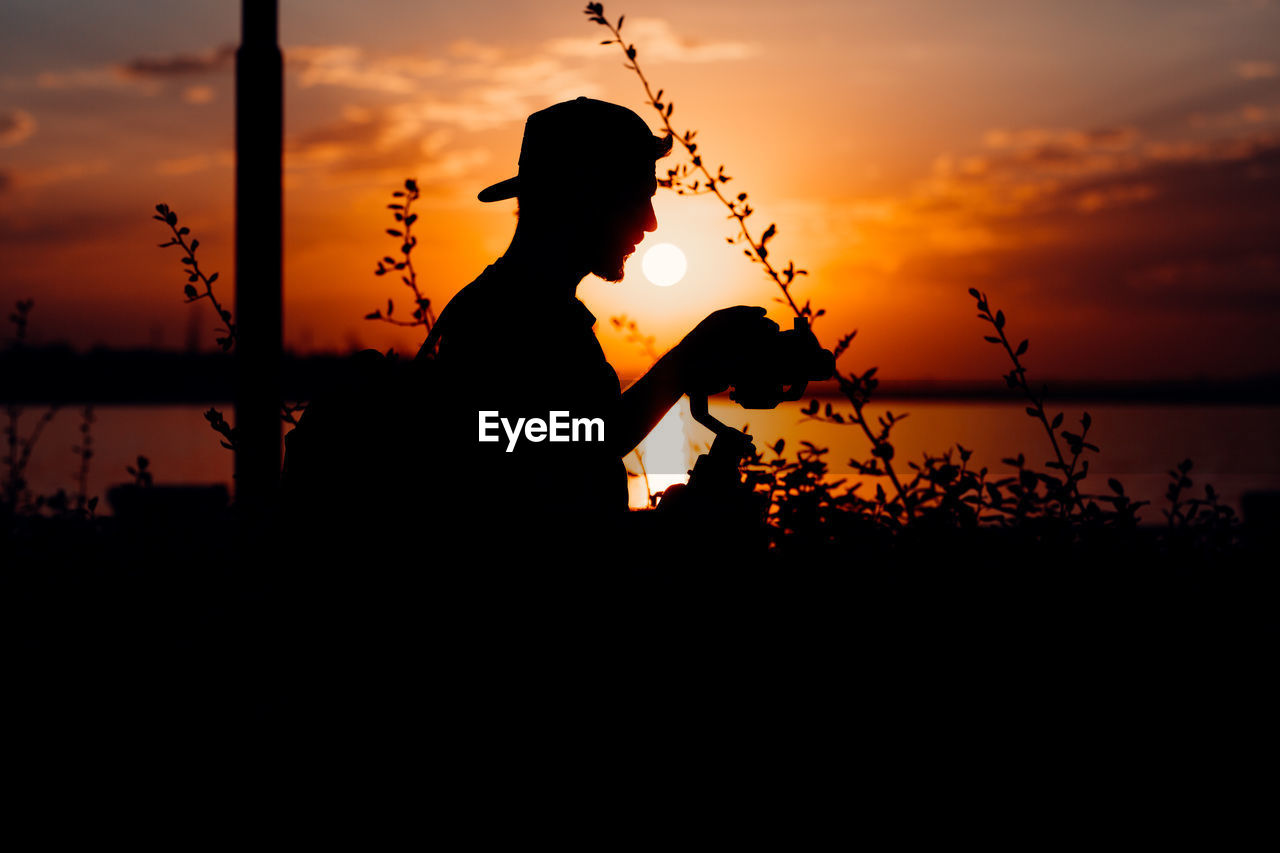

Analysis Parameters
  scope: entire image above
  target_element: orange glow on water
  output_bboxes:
[21,402,1272,519]
[625,396,699,509]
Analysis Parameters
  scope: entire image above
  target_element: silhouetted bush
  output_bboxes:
[2,301,98,523]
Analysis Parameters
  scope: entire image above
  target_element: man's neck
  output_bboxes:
[500,225,590,299]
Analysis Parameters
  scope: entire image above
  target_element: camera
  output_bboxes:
[727,316,835,409]
[683,315,835,460]
[657,316,834,536]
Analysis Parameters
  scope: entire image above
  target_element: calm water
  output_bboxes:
[14,400,1280,521]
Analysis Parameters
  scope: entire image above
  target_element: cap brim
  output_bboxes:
[478,131,669,202]
[477,177,520,203]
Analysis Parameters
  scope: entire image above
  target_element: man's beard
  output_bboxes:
[590,246,631,283]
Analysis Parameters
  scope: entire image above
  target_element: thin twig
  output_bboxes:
[368,178,437,331]
[155,203,235,350]
[586,4,912,516]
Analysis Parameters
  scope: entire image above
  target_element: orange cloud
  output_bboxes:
[10,159,111,189]
[288,45,446,93]
[0,109,36,146]
[182,85,215,104]
[154,151,232,176]
[288,106,488,185]
[27,45,234,96]
[1234,60,1278,79]
[117,45,235,78]
[35,67,159,93]
[548,17,755,63]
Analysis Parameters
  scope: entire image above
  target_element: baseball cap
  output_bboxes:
[477,97,673,202]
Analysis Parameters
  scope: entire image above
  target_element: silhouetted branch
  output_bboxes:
[4,301,61,513]
[586,4,911,514]
[609,315,660,363]
[126,454,153,488]
[969,287,1089,517]
[155,203,235,351]
[153,203,302,449]
[281,401,307,427]
[204,407,239,453]
[71,405,97,518]
[367,178,436,332]
[586,5,807,319]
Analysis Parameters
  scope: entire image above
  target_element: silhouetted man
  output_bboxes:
[419,97,777,544]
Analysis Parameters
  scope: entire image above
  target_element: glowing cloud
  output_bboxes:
[0,109,36,146]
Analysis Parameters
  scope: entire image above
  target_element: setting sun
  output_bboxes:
[641,242,687,287]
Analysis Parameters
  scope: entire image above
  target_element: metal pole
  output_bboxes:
[235,0,282,524]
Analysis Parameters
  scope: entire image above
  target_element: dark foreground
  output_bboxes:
[5,508,1276,800]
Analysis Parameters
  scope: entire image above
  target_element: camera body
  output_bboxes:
[728,316,835,409]
[685,315,834,449]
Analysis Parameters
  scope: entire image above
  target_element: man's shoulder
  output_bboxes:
[452,264,595,326]
[418,266,499,358]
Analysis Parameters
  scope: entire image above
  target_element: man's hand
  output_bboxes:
[675,306,780,395]
[612,306,779,457]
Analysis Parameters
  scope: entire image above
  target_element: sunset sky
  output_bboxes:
[3,0,1278,381]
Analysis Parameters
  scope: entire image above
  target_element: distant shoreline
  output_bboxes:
[816,378,1280,404]
[2,347,1278,405]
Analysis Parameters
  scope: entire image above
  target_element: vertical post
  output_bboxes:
[235,0,282,525]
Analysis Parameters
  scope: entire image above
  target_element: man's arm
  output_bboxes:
[611,344,688,458]
[610,306,780,457]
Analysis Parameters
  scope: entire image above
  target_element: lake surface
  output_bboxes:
[13,399,1280,522]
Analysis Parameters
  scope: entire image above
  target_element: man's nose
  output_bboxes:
[642,201,657,233]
